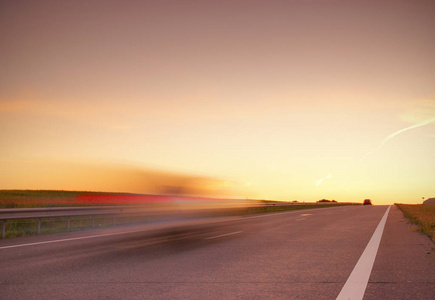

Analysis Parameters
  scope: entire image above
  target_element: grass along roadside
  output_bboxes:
[0,190,126,208]
[396,203,435,242]
[1,215,142,239]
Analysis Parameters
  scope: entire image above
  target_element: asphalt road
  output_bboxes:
[0,205,434,299]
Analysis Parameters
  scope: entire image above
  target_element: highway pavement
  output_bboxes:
[0,205,434,299]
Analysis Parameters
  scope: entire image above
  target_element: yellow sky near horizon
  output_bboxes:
[1,0,434,204]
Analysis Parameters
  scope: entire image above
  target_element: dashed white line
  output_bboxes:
[243,210,299,219]
[336,205,391,300]
[205,231,243,240]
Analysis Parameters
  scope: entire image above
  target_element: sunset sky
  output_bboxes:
[1,0,434,204]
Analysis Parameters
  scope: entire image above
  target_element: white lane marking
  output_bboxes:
[300,214,312,216]
[244,210,300,219]
[0,228,154,250]
[243,207,331,220]
[336,206,391,300]
[0,206,340,249]
[0,211,288,249]
[205,231,243,240]
[295,218,306,221]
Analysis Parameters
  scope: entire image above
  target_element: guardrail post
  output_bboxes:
[66,217,70,229]
[1,220,5,239]
[37,218,41,235]
[91,216,95,228]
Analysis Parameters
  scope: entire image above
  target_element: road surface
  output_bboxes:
[0,205,434,299]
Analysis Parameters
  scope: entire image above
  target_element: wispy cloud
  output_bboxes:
[316,173,332,186]
[361,117,435,161]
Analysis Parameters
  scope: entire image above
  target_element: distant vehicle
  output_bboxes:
[363,199,372,205]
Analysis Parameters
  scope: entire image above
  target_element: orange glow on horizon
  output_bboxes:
[1,1,434,205]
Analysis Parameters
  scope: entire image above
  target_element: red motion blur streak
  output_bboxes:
[75,194,231,205]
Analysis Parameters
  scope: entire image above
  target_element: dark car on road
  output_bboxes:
[363,199,372,205]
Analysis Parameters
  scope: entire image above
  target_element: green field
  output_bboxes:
[0,190,130,208]
[396,203,435,242]
[0,190,79,208]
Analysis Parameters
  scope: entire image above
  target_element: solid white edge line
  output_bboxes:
[205,231,243,240]
[0,228,155,250]
[336,205,391,300]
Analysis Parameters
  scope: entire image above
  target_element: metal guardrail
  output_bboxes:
[0,202,344,239]
[0,206,142,238]
[1,205,261,238]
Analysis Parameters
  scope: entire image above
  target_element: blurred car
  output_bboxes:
[363,199,372,205]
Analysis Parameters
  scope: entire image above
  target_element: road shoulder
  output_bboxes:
[364,205,435,299]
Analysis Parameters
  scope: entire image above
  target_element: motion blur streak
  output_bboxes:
[75,194,250,211]
[1,159,243,199]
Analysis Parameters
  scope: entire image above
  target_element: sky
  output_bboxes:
[1,0,434,204]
